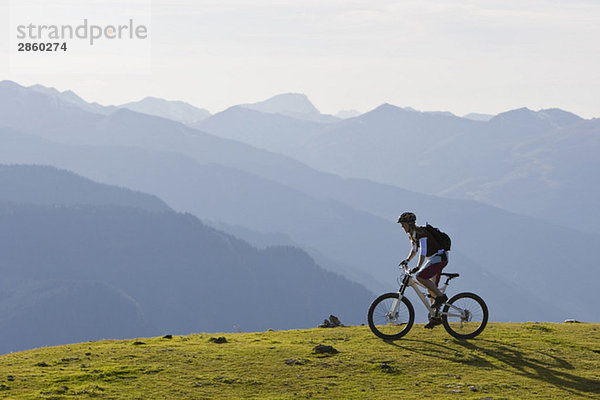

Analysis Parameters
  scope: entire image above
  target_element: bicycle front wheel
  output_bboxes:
[441,292,488,339]
[368,293,415,340]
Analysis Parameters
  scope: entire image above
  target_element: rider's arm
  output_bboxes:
[415,237,427,269]
[404,238,418,262]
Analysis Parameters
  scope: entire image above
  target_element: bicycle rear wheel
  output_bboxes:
[368,293,415,340]
[441,292,488,339]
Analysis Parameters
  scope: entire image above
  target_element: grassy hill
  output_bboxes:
[0,323,599,399]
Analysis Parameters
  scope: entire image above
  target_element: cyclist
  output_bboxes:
[397,212,448,329]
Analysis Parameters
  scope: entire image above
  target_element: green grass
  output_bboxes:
[1,323,599,399]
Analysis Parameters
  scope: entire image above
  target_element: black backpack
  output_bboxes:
[425,224,451,252]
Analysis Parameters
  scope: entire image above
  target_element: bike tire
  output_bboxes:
[368,292,415,340]
[441,292,488,340]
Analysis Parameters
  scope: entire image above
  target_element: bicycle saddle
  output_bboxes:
[441,273,460,279]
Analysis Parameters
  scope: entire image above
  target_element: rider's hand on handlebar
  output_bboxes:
[399,259,409,268]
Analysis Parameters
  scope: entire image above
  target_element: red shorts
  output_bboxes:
[417,256,448,285]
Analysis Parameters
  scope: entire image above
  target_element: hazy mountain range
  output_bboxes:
[18,81,348,125]
[0,165,373,353]
[0,80,597,352]
[195,101,599,235]
[23,81,212,125]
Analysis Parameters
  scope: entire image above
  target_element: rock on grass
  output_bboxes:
[313,345,338,354]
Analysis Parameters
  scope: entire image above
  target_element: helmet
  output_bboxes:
[397,212,416,224]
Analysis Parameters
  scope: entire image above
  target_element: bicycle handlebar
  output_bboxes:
[399,264,416,275]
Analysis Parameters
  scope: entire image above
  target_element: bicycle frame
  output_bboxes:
[392,271,466,321]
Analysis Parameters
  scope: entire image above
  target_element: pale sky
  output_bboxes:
[1,0,599,117]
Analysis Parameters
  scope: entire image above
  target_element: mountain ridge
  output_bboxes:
[0,166,375,353]
[240,93,340,123]
[0,164,170,212]
[119,96,212,124]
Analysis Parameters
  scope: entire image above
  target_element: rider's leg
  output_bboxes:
[424,277,440,306]
[417,274,443,298]
[424,280,444,329]
[417,256,448,308]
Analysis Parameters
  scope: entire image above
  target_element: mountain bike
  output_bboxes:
[368,265,488,340]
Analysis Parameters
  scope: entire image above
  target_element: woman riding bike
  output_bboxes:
[397,212,448,329]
